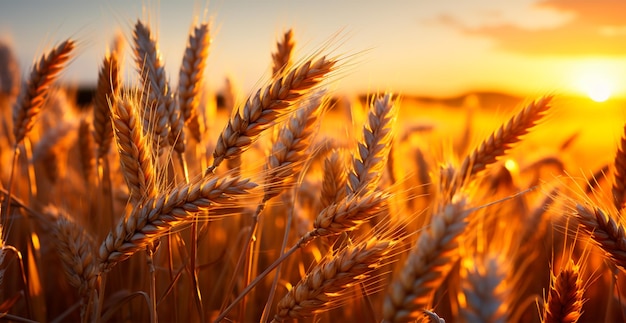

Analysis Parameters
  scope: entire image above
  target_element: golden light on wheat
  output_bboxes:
[0,9,625,323]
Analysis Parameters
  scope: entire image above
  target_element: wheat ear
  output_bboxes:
[423,310,446,323]
[543,260,583,323]
[0,41,20,99]
[133,20,174,153]
[78,116,96,184]
[321,150,348,209]
[178,24,212,318]
[573,204,626,272]
[383,196,470,323]
[232,92,323,308]
[263,91,323,202]
[311,190,388,237]
[452,96,552,192]
[32,121,76,183]
[111,94,157,204]
[208,55,336,173]
[347,93,397,194]
[272,29,295,76]
[47,207,99,321]
[272,237,399,322]
[99,175,256,271]
[12,39,75,145]
[179,23,211,143]
[459,254,509,323]
[612,124,626,211]
[94,43,121,160]
[217,188,389,322]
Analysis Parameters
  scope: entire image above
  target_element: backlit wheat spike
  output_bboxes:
[452,96,552,192]
[263,91,323,202]
[612,123,626,211]
[47,206,99,321]
[459,254,509,323]
[208,55,336,172]
[94,42,121,160]
[99,175,256,271]
[347,93,397,195]
[423,310,446,323]
[111,94,157,204]
[543,260,583,323]
[13,39,75,145]
[272,29,295,76]
[133,20,173,153]
[78,116,96,183]
[311,190,388,237]
[272,237,399,321]
[574,204,626,272]
[179,23,211,143]
[383,196,471,323]
[32,121,76,183]
[321,150,348,209]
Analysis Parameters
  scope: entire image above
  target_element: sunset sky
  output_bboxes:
[1,0,625,99]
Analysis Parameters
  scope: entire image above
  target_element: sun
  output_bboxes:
[580,75,612,102]
[574,63,616,102]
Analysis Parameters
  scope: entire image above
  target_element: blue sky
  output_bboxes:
[1,0,625,98]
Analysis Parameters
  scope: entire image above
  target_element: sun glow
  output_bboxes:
[574,62,617,102]
[580,75,612,102]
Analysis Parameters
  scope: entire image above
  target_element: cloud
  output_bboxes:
[443,0,626,56]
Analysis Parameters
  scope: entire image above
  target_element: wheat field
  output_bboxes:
[0,14,624,323]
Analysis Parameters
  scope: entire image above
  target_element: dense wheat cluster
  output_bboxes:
[0,13,624,323]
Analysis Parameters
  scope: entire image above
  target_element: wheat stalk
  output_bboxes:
[98,175,256,271]
[111,94,157,204]
[272,29,295,76]
[383,196,470,323]
[272,237,399,321]
[12,39,75,145]
[543,260,583,323]
[177,24,213,318]
[218,187,390,321]
[208,55,336,173]
[347,93,397,195]
[573,204,626,272]
[178,23,211,143]
[231,92,324,310]
[451,96,552,193]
